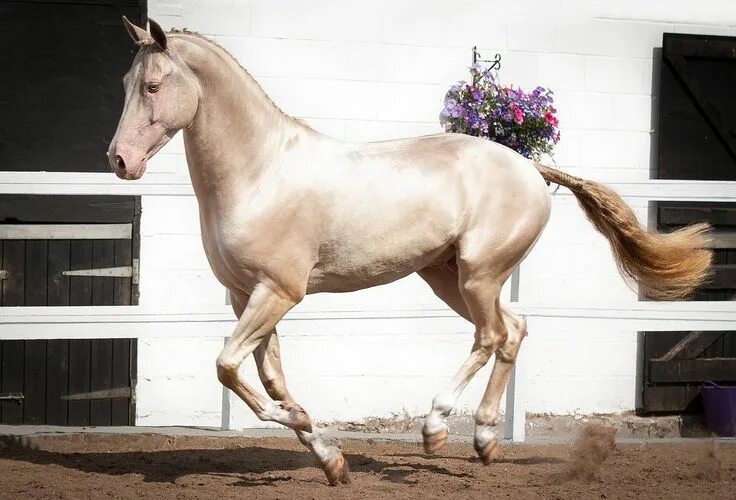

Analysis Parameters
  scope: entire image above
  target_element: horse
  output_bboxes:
[108,17,712,485]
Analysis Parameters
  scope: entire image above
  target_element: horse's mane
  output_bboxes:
[166,29,309,129]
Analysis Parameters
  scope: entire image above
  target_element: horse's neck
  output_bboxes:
[175,35,302,207]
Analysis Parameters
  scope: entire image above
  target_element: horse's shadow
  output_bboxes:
[0,435,475,486]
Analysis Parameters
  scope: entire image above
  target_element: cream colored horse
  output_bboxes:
[108,18,711,485]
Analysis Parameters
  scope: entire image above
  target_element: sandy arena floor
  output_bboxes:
[0,429,734,499]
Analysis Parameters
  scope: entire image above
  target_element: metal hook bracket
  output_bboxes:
[472,46,501,71]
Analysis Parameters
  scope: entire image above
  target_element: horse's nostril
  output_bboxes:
[115,155,126,171]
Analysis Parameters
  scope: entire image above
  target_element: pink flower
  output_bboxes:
[514,108,523,124]
[510,104,523,124]
[545,111,558,127]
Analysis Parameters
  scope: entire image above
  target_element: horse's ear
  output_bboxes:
[122,15,150,44]
[148,18,168,51]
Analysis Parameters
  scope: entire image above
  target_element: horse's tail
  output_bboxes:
[535,163,712,300]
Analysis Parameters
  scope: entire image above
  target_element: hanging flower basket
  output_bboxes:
[440,63,560,161]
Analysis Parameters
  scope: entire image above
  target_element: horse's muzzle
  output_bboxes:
[108,144,147,180]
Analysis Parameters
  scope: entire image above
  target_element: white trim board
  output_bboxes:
[0,171,735,200]
[2,302,735,319]
[0,171,193,196]
[0,224,132,240]
[1,302,734,340]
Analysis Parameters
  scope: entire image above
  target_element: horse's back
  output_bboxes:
[304,133,550,293]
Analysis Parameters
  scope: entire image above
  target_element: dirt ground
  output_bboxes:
[0,431,734,499]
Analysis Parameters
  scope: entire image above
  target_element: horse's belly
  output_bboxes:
[306,180,463,293]
[306,227,456,293]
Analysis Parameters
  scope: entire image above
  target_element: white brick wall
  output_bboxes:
[133,0,735,427]
[136,337,224,427]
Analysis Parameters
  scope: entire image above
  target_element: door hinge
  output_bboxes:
[63,258,139,284]
[0,393,24,404]
[0,270,8,280]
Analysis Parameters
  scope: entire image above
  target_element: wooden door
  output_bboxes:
[643,331,736,412]
[642,201,736,412]
[0,195,140,425]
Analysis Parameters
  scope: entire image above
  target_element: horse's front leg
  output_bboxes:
[254,330,351,485]
[216,282,310,431]
[224,291,350,485]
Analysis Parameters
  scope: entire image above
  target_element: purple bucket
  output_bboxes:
[701,382,736,437]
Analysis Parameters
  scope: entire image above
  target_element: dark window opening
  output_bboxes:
[0,1,146,172]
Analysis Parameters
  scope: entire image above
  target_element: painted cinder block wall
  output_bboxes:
[133,0,736,427]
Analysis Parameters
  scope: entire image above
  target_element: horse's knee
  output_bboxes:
[216,353,239,387]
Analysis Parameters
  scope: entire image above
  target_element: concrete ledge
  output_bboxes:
[0,412,725,445]
[325,412,718,441]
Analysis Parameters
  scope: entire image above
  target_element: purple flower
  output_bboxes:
[466,111,480,129]
[470,62,484,77]
[439,65,560,160]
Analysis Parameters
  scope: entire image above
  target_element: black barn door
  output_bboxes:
[0,195,140,425]
[0,0,145,425]
[647,33,736,413]
[0,0,146,172]
[641,202,736,413]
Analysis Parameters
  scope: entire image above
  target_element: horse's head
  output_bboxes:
[107,17,200,180]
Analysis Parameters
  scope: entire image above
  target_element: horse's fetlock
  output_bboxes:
[473,424,498,455]
[254,409,272,422]
[475,409,498,427]
[431,393,455,417]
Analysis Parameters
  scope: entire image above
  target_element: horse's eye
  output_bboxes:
[146,83,160,94]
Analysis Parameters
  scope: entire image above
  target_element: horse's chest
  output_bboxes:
[199,218,265,293]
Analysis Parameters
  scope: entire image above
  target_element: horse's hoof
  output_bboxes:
[323,448,351,485]
[475,438,500,465]
[423,427,449,454]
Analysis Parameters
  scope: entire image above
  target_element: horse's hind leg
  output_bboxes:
[474,306,527,464]
[418,261,471,321]
[254,331,350,485]
[417,262,508,455]
[418,265,468,452]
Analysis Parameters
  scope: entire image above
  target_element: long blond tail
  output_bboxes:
[535,164,712,300]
